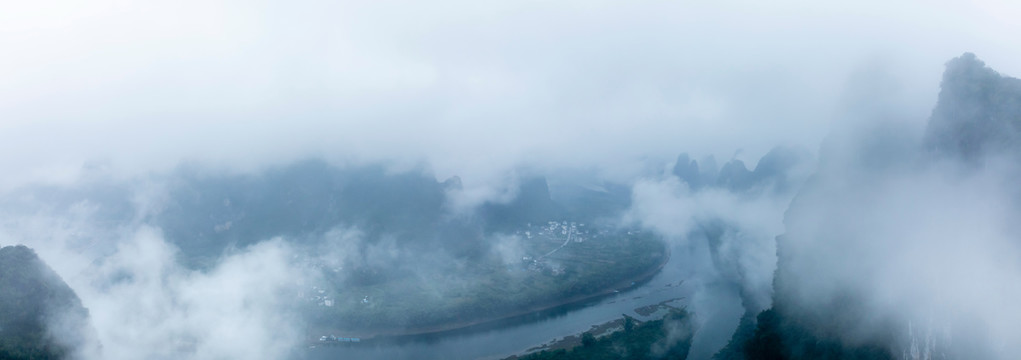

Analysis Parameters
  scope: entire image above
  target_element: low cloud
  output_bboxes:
[626,174,794,308]
[780,150,1021,358]
[491,234,527,266]
[1,203,314,359]
[2,0,1020,193]
[624,158,807,359]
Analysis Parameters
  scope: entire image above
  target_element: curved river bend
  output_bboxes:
[304,242,702,360]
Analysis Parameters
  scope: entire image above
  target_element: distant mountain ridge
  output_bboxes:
[672,147,806,194]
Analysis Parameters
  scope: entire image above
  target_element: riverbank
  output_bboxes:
[515,318,626,356]
[503,302,693,360]
[309,245,671,342]
[501,296,685,359]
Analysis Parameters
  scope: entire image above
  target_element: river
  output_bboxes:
[302,240,745,360]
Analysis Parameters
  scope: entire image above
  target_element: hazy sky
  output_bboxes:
[2,0,1020,189]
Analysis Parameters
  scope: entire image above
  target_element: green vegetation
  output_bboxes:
[311,225,667,333]
[744,309,892,360]
[516,309,693,360]
[711,312,757,360]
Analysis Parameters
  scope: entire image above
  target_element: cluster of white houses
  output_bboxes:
[525,221,586,239]
[512,221,592,276]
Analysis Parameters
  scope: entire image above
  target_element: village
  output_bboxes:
[511,220,641,277]
[514,221,589,276]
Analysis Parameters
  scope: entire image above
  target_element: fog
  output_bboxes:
[2,1,1021,359]
[3,0,1020,189]
[777,126,1021,358]
[787,160,1021,357]
[0,201,312,359]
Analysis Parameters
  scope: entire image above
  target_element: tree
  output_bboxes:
[581,332,596,347]
[624,314,635,333]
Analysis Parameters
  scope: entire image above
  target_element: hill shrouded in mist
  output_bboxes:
[713,53,1021,360]
[0,245,97,359]
[926,53,1021,161]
